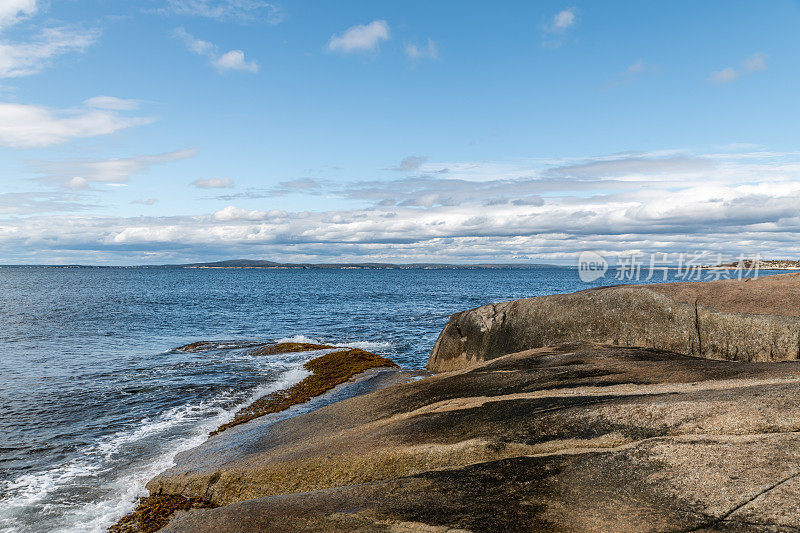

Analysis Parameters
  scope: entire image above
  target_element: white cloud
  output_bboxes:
[742,52,769,72]
[708,53,769,84]
[174,27,258,73]
[163,0,283,24]
[9,148,800,264]
[84,96,140,111]
[0,26,99,78]
[550,9,576,32]
[542,8,577,48]
[393,156,428,172]
[0,0,37,30]
[708,67,738,84]
[328,20,389,53]
[0,190,94,215]
[213,205,267,220]
[405,39,438,60]
[213,50,258,72]
[601,59,655,90]
[37,149,196,188]
[0,100,154,148]
[191,177,234,189]
[132,198,158,205]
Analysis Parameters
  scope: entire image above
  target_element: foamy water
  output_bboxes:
[0,346,313,533]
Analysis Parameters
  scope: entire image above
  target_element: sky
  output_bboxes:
[2,0,800,264]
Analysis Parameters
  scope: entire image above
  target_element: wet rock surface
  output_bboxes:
[428,273,800,371]
[152,344,800,532]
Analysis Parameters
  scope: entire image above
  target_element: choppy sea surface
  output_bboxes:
[0,266,779,532]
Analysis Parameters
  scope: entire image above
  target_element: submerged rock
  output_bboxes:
[174,341,334,354]
[429,273,800,371]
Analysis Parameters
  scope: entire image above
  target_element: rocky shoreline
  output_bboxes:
[120,273,800,532]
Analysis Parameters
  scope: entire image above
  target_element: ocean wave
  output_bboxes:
[273,334,392,352]
[0,365,310,533]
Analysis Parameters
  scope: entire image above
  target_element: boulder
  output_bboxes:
[428,273,800,372]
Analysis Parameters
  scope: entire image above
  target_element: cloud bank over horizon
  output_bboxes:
[6,148,800,265]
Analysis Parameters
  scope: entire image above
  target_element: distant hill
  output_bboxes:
[168,259,567,270]
[0,259,569,269]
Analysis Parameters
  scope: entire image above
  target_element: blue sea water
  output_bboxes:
[0,266,779,532]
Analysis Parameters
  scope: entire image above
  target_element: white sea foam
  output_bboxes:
[274,334,392,352]
[0,365,310,533]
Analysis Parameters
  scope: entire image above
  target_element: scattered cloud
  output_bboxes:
[742,52,768,72]
[0,191,95,215]
[392,156,428,172]
[550,9,576,32]
[405,39,438,60]
[0,99,155,148]
[213,49,258,72]
[328,20,390,53]
[132,198,157,205]
[708,52,769,84]
[84,96,140,111]
[36,149,196,188]
[191,177,234,189]
[174,27,258,72]
[542,8,576,47]
[162,0,283,24]
[0,0,38,30]
[708,67,738,84]
[0,26,99,78]
[601,59,658,89]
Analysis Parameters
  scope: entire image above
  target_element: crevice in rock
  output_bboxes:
[694,299,702,356]
[682,469,800,532]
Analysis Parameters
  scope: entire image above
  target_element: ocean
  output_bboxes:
[0,266,776,532]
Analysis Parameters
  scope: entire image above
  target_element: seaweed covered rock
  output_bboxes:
[211,348,397,434]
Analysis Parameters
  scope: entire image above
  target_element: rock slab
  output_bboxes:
[154,344,800,532]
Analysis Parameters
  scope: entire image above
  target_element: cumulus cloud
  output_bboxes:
[405,39,438,60]
[191,177,234,189]
[213,49,258,72]
[0,99,155,148]
[708,52,769,84]
[174,27,258,72]
[163,0,283,24]
[36,149,196,188]
[328,20,390,53]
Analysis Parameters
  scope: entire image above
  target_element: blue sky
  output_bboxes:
[3,0,800,264]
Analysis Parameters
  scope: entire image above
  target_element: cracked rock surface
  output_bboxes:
[155,344,800,532]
